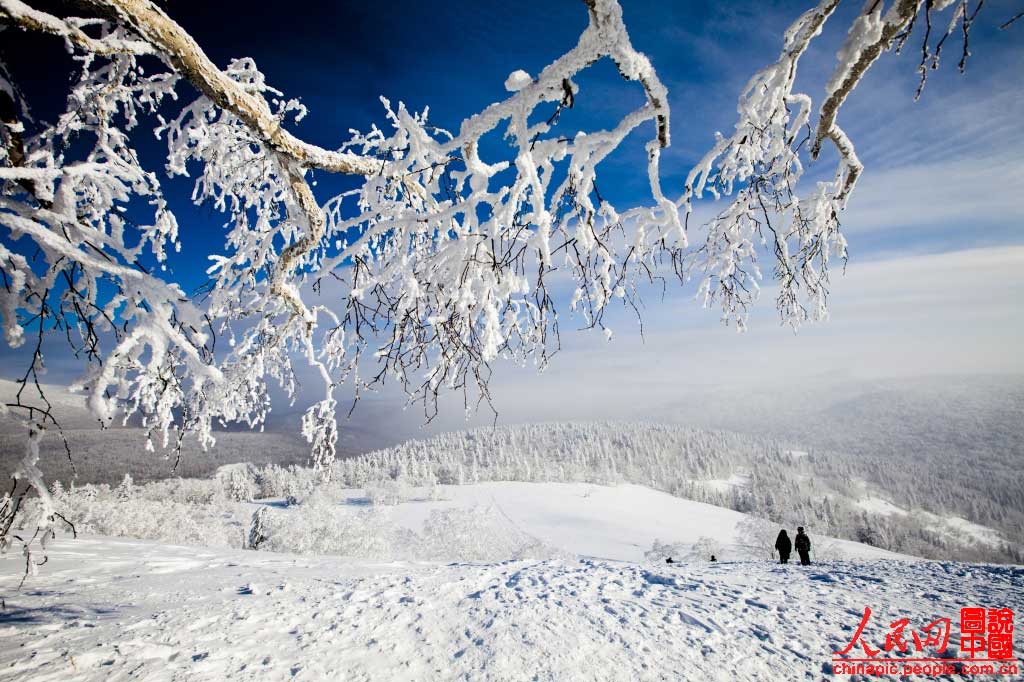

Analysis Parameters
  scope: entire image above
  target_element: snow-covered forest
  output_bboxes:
[5,374,1021,564]
[21,419,1017,565]
[334,422,1024,563]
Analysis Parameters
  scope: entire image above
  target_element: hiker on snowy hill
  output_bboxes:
[795,527,812,565]
[774,530,791,564]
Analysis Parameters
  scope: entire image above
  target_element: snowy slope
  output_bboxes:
[2,535,1021,681]
[694,472,751,495]
[854,494,1007,549]
[324,482,903,562]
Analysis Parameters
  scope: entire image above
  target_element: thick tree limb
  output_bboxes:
[78,0,380,176]
[0,0,153,54]
[51,0,363,330]
[811,0,921,200]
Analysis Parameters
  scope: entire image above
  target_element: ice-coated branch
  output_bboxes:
[0,0,153,55]
[678,0,847,329]
[0,0,677,482]
[812,0,921,183]
[676,0,989,330]
[302,0,678,425]
[76,0,381,176]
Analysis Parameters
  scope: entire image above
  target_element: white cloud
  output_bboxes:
[840,152,1024,234]
[450,245,1024,427]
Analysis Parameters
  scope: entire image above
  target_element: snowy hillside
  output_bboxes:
[2,489,1019,681]
[332,422,1020,563]
[13,413,1017,562]
[319,482,902,563]
[5,374,1020,562]
[2,447,1018,681]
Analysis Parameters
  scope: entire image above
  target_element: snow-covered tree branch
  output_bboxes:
[0,0,1011,560]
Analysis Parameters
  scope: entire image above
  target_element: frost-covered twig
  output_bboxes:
[678,0,847,329]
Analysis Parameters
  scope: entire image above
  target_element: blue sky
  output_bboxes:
[2,0,1022,438]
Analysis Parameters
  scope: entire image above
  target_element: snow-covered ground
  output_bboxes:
[320,482,900,562]
[694,472,752,496]
[855,496,910,517]
[2,535,1021,681]
[916,511,1007,550]
[4,482,1020,680]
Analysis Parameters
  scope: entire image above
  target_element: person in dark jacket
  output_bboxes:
[774,529,792,564]
[795,527,811,565]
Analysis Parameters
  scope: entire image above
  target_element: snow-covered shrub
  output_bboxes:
[418,506,550,561]
[364,478,412,506]
[295,487,338,509]
[688,536,723,562]
[256,497,401,559]
[253,464,317,501]
[425,481,448,502]
[644,539,689,564]
[645,536,722,563]
[137,477,223,505]
[114,474,135,501]
[735,516,778,561]
[215,463,258,502]
[55,487,246,549]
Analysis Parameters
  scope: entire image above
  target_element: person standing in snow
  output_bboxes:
[774,529,792,564]
[795,527,812,565]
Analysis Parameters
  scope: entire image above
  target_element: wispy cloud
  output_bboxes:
[840,151,1024,236]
